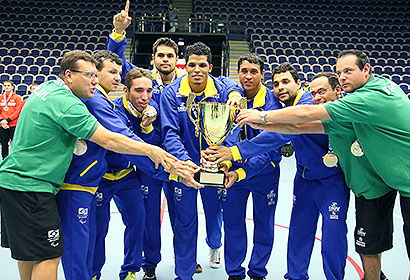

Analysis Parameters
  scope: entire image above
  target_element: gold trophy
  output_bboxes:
[186,92,246,187]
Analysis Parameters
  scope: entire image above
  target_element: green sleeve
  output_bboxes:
[58,103,99,140]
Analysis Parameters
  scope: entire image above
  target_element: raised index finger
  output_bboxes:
[124,0,130,15]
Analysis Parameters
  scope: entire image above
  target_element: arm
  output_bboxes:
[250,121,325,134]
[89,124,174,170]
[237,105,330,125]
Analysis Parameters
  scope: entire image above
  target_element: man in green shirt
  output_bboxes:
[237,50,409,280]
[0,50,192,280]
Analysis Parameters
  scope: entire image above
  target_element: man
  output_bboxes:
[160,41,241,280]
[0,80,23,159]
[237,50,410,280]
[55,50,197,280]
[92,67,163,280]
[108,5,198,279]
[301,80,310,92]
[0,50,179,280]
[206,63,349,280]
[208,54,282,280]
[108,4,238,277]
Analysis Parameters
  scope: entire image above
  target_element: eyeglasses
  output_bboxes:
[70,69,99,80]
[310,88,328,97]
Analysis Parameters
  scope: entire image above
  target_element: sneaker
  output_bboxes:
[195,263,203,273]
[91,276,98,280]
[228,276,243,280]
[124,272,137,280]
[142,269,157,280]
[249,276,265,280]
[209,247,221,268]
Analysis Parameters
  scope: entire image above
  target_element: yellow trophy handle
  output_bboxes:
[186,92,201,137]
[230,97,247,133]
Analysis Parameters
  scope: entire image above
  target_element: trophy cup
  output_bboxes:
[186,92,246,188]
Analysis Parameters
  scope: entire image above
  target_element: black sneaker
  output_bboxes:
[142,269,157,280]
[250,276,265,280]
[195,263,203,273]
[228,276,243,280]
[361,271,388,280]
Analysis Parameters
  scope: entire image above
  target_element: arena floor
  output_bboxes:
[0,156,408,279]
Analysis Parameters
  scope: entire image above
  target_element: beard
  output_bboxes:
[158,68,174,75]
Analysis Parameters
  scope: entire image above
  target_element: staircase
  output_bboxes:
[172,0,192,32]
[228,40,250,82]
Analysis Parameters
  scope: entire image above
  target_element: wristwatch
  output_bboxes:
[260,111,268,124]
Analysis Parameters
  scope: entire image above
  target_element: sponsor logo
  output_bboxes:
[77,207,89,224]
[141,185,149,199]
[292,194,296,207]
[267,190,276,206]
[153,87,161,96]
[328,202,340,220]
[357,227,366,237]
[177,102,187,112]
[356,237,366,248]
[218,189,227,202]
[95,192,103,207]
[174,187,183,201]
[47,229,60,247]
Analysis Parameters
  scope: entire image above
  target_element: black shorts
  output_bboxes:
[354,190,397,255]
[0,187,64,261]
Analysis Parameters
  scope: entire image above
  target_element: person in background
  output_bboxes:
[167,4,179,32]
[0,80,23,159]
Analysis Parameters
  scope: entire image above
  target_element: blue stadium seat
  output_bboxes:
[30,48,40,57]
[384,66,394,75]
[16,84,28,95]
[39,65,51,75]
[28,65,39,75]
[0,73,11,83]
[5,64,17,74]
[51,66,60,76]
[9,48,19,56]
[302,64,312,73]
[22,74,34,85]
[17,65,28,75]
[0,47,8,56]
[34,74,46,84]
[373,65,383,75]
[2,55,13,65]
[11,73,22,84]
[46,57,57,66]
[391,74,401,84]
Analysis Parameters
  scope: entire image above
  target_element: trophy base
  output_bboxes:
[196,170,226,188]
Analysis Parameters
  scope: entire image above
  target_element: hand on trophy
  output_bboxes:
[225,171,238,189]
[226,94,244,107]
[168,159,200,181]
[237,109,264,126]
[113,0,132,34]
[202,146,233,164]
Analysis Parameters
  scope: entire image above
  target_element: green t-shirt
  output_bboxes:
[324,75,410,197]
[0,80,99,195]
[322,120,392,199]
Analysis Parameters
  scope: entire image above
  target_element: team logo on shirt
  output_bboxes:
[77,207,89,224]
[47,229,60,247]
[141,185,149,199]
[153,87,161,96]
[292,194,296,207]
[175,92,182,98]
[95,192,103,207]
[356,227,367,247]
[174,187,183,201]
[328,202,341,220]
[267,190,276,206]
[177,102,187,112]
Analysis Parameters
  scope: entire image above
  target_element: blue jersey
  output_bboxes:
[62,85,170,193]
[225,85,282,180]
[160,74,240,164]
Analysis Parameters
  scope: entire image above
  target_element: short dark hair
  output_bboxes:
[92,50,122,71]
[184,42,212,64]
[272,62,299,83]
[3,80,14,86]
[237,53,264,72]
[312,72,340,90]
[124,67,152,90]
[153,37,179,56]
[59,50,97,78]
[337,50,370,71]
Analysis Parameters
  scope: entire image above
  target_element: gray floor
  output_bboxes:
[0,156,408,279]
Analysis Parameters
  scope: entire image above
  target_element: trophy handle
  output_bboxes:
[230,97,247,133]
[186,92,201,137]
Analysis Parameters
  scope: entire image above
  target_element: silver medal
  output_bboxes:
[351,140,364,157]
[73,139,87,156]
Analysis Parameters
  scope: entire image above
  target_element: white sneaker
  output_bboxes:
[209,247,221,268]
